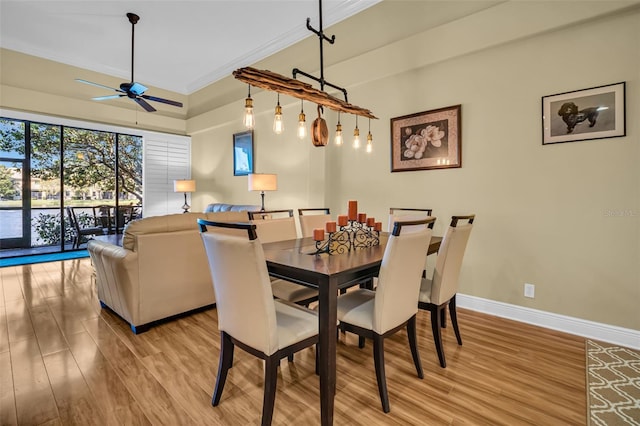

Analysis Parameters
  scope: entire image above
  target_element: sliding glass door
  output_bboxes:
[0,117,143,257]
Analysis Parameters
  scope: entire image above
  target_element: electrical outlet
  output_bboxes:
[524,283,535,298]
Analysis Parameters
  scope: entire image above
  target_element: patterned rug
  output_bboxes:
[587,340,640,425]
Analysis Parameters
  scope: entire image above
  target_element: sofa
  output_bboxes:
[87,209,253,333]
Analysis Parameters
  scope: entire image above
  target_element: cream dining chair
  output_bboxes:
[298,208,331,238]
[418,214,475,368]
[198,219,319,426]
[388,207,433,232]
[250,209,319,306]
[336,217,435,413]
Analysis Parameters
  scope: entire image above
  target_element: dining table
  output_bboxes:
[262,233,442,426]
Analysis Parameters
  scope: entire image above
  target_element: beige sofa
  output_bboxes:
[87,210,251,333]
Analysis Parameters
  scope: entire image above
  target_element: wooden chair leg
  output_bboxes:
[431,307,446,368]
[440,306,447,328]
[262,356,279,426]
[373,334,390,413]
[407,316,423,379]
[358,336,366,349]
[212,331,234,406]
[449,295,462,346]
[315,344,319,376]
[287,354,294,362]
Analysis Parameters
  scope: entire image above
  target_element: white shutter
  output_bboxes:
[142,133,191,217]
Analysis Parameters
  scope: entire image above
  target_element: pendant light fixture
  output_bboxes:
[234,0,377,150]
[298,99,307,139]
[334,112,343,145]
[243,84,254,129]
[366,119,373,153]
[273,93,284,134]
[353,116,360,149]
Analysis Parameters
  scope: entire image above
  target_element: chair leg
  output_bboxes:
[373,334,390,413]
[449,295,463,346]
[262,356,279,426]
[440,306,447,328]
[431,307,446,368]
[358,336,366,349]
[212,331,234,406]
[407,316,423,379]
[287,354,294,362]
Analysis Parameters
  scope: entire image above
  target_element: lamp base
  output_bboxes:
[182,192,190,213]
[260,191,266,212]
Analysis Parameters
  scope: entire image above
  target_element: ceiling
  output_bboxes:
[0,0,381,95]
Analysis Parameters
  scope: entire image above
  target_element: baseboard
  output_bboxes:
[457,294,640,350]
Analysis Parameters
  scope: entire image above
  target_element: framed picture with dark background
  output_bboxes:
[233,130,254,176]
[391,105,461,172]
[542,82,625,145]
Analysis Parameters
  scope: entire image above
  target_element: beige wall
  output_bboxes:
[2,2,637,330]
[189,4,639,330]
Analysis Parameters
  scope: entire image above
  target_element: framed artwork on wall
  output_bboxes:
[542,82,626,145]
[390,104,461,172]
[233,130,254,176]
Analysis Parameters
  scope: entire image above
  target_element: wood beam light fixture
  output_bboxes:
[233,0,377,151]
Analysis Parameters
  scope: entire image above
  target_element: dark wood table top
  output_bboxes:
[263,234,442,287]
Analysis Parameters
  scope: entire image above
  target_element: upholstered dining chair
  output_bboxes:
[198,219,319,426]
[418,215,475,368]
[388,207,433,232]
[250,210,319,307]
[298,208,331,238]
[336,217,435,413]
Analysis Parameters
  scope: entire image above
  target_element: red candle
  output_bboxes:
[374,222,382,231]
[326,221,337,233]
[348,200,357,221]
[358,213,367,223]
[366,217,375,227]
[313,228,324,241]
[338,215,348,226]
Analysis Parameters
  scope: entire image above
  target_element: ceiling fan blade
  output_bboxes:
[134,97,156,112]
[141,95,183,108]
[75,78,121,92]
[92,95,125,101]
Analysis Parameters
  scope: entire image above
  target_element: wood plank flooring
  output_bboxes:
[0,259,586,425]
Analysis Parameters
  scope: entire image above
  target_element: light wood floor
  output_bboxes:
[1,259,586,425]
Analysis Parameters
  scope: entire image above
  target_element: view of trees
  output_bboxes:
[0,165,18,200]
[0,118,142,204]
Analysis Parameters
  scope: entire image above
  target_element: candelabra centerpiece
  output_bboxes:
[312,200,382,255]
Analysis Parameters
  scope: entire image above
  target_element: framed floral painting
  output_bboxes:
[390,105,461,172]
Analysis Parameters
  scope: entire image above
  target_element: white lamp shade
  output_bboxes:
[174,179,196,193]
[248,173,277,191]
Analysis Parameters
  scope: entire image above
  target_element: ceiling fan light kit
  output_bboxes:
[75,12,183,113]
[234,0,376,151]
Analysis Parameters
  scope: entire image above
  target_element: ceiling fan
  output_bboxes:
[76,12,183,112]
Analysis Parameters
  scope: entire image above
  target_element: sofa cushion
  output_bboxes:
[123,211,250,251]
[204,203,260,213]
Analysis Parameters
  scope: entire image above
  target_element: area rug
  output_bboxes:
[587,339,640,425]
[0,250,89,268]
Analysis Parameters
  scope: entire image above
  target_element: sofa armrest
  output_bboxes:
[88,240,140,325]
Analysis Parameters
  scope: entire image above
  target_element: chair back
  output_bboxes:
[388,208,433,232]
[198,220,280,355]
[373,217,435,334]
[248,209,293,220]
[298,208,331,238]
[66,206,80,233]
[250,209,298,243]
[430,215,475,305]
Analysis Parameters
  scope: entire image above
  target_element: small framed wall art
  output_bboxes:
[390,104,461,172]
[233,130,254,176]
[542,82,625,145]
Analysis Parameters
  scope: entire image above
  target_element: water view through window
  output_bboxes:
[0,117,142,257]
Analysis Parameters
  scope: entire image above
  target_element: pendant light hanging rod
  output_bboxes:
[291,0,348,103]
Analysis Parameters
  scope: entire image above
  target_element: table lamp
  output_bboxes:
[173,179,196,213]
[248,173,277,212]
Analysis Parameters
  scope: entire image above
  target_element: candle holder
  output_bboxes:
[314,219,380,255]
